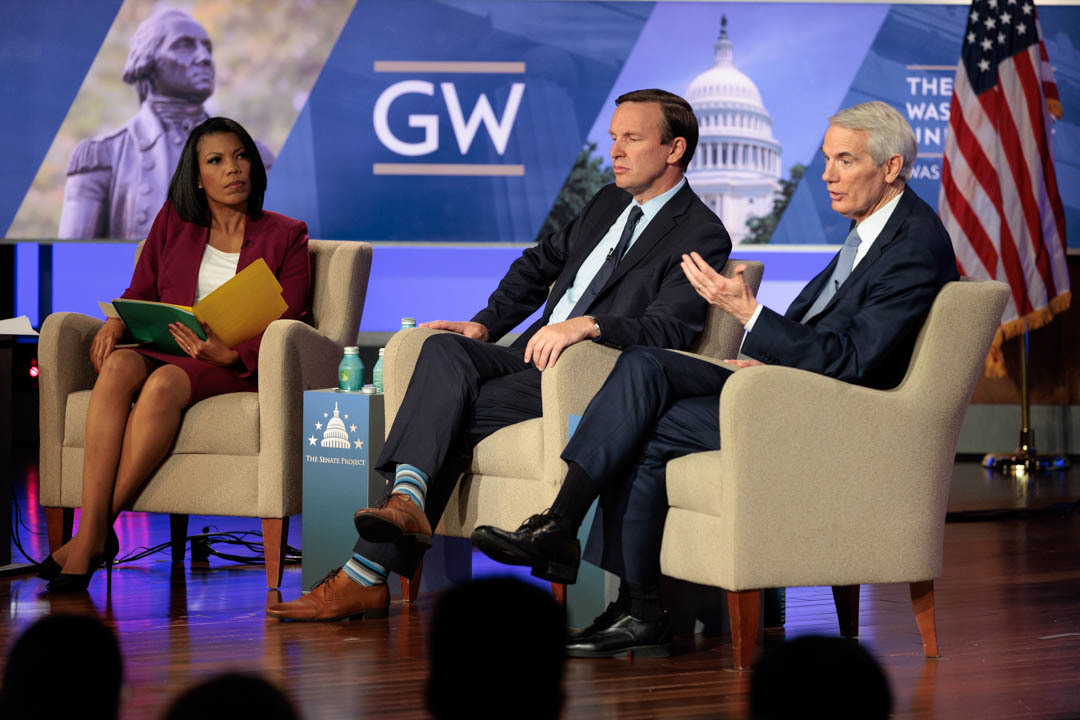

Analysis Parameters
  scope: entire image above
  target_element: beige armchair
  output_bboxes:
[659,279,1010,668]
[383,259,764,602]
[38,239,373,588]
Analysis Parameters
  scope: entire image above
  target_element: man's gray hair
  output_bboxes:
[829,102,917,183]
[122,9,202,103]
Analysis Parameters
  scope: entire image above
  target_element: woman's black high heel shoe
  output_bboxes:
[35,555,63,581]
[37,528,118,582]
[45,530,120,593]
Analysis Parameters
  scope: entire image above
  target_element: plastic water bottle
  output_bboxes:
[337,346,364,392]
[373,347,385,393]
[401,317,416,329]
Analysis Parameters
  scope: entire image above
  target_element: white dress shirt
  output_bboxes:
[547,178,687,325]
[741,190,904,339]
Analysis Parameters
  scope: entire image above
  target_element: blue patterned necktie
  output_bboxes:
[801,226,862,323]
[567,206,645,319]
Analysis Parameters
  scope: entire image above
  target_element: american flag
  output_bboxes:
[939,0,1069,376]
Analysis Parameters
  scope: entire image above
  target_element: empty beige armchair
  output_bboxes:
[383,259,764,600]
[38,239,373,588]
[659,280,1009,669]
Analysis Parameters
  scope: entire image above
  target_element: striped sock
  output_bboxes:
[342,553,389,587]
[393,463,429,511]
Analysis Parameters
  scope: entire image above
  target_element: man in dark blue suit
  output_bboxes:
[268,89,731,621]
[473,101,959,657]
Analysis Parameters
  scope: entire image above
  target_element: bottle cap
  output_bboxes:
[401,317,417,328]
[378,347,385,356]
[344,346,359,354]
[361,384,377,394]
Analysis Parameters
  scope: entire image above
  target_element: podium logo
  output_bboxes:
[304,399,367,468]
[372,61,526,177]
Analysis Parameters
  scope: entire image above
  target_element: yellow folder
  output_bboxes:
[106,258,288,353]
[191,258,289,347]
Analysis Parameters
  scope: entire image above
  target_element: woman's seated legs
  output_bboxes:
[52,350,151,570]
[109,364,191,517]
[59,356,191,575]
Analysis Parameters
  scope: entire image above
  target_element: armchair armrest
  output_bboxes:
[538,341,622,485]
[38,313,102,503]
[256,318,344,516]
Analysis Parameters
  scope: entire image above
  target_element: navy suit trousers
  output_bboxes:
[562,346,734,584]
[354,333,543,575]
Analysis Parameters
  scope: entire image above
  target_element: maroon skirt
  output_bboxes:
[136,349,256,405]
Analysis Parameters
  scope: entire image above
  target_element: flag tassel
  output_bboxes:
[983,291,1070,377]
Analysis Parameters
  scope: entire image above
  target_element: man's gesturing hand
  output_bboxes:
[524,316,598,371]
[680,251,759,326]
[420,320,490,341]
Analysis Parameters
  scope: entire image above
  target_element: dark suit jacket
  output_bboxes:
[121,201,311,378]
[471,182,731,351]
[741,186,958,389]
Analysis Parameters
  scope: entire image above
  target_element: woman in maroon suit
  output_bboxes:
[40,117,310,592]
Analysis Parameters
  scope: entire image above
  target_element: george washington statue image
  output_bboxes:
[58,9,274,240]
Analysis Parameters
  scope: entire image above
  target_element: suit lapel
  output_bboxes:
[176,220,210,306]
[795,187,915,320]
[602,182,693,290]
[786,243,846,321]
[545,190,631,310]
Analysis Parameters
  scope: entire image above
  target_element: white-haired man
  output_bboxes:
[473,101,960,658]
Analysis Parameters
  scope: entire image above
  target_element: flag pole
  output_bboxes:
[982,322,1070,476]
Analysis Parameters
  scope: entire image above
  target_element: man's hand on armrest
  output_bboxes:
[723,357,765,369]
[420,320,490,342]
[524,316,598,371]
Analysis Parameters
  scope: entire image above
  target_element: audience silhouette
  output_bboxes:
[1,614,124,719]
[162,672,301,720]
[428,577,568,720]
[750,635,892,719]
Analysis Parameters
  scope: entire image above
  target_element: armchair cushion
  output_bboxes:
[468,418,544,481]
[63,391,261,457]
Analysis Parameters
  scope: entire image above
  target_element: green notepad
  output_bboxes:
[110,300,206,356]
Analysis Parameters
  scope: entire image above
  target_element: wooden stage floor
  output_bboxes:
[2,463,1079,719]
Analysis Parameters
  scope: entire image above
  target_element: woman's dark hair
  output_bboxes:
[168,116,266,225]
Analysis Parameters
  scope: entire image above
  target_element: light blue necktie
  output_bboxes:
[801,226,862,323]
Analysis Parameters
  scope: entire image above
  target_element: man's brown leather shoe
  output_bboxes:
[353,493,433,547]
[266,568,389,621]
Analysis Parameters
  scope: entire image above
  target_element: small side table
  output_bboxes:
[300,389,471,595]
[301,389,386,590]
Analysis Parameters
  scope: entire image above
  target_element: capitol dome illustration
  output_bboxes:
[685,17,782,244]
[320,402,351,449]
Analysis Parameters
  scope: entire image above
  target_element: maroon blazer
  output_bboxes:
[121,201,310,379]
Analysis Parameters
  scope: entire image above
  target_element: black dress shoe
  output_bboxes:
[566,610,673,658]
[471,512,581,584]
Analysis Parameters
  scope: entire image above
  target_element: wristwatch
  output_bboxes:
[588,316,601,338]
